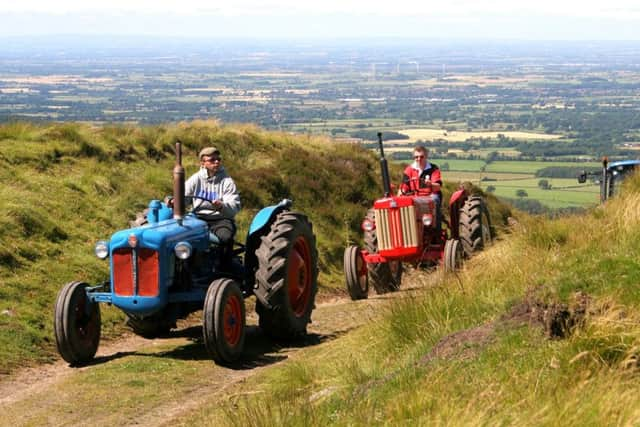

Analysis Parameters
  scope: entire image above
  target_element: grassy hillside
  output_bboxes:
[181,174,640,425]
[0,120,510,376]
[0,120,391,374]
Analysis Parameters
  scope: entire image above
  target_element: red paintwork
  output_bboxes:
[360,189,467,265]
[112,248,159,297]
[223,294,243,346]
[288,236,312,317]
[113,248,134,296]
[373,196,414,209]
[449,188,466,206]
[137,249,159,297]
[448,189,468,240]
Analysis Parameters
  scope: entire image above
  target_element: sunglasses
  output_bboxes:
[414,155,425,159]
[203,157,222,163]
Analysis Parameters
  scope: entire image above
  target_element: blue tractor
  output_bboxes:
[54,142,318,365]
[578,158,640,203]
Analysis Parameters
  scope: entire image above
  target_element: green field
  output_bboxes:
[394,158,603,209]
[485,160,600,174]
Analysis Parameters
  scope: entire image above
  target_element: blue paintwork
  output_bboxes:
[85,198,293,318]
[105,214,209,316]
[609,159,640,170]
[608,160,640,168]
[146,200,174,224]
[248,199,292,236]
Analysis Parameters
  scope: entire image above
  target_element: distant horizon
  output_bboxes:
[1,34,640,45]
[1,4,639,41]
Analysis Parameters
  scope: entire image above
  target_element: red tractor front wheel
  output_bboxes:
[444,239,463,272]
[344,245,368,300]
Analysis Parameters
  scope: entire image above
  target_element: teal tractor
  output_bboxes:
[54,142,318,365]
[578,158,640,202]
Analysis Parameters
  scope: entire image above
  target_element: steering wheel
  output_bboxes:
[186,195,221,215]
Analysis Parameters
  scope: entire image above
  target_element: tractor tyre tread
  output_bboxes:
[255,212,318,340]
[458,196,492,258]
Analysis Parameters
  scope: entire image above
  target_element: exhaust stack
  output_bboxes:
[600,156,609,203]
[173,141,185,220]
[377,132,392,197]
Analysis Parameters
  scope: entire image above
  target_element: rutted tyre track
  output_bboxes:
[0,277,433,427]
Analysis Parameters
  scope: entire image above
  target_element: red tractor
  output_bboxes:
[344,133,492,300]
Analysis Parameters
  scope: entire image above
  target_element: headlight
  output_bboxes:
[422,214,434,227]
[361,219,375,232]
[95,240,109,259]
[174,242,193,260]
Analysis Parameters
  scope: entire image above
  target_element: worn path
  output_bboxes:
[0,272,435,427]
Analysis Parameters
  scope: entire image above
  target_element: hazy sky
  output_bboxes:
[2,0,640,40]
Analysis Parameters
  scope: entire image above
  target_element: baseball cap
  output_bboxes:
[198,147,220,159]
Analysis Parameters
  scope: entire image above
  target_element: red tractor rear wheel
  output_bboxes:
[459,196,492,258]
[344,245,368,300]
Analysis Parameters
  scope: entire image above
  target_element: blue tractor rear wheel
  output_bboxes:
[255,212,318,340]
[54,281,101,365]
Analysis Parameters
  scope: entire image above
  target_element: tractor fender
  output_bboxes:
[448,188,468,240]
[449,188,467,207]
[247,199,293,238]
[244,199,293,290]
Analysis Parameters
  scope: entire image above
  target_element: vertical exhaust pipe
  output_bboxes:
[377,132,392,197]
[173,141,185,221]
[600,156,609,203]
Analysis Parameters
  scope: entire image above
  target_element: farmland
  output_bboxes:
[387,156,602,209]
[1,37,639,211]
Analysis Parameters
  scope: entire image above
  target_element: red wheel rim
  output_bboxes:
[223,294,243,346]
[288,236,312,317]
[389,261,400,275]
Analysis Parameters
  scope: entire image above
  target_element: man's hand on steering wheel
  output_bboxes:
[189,195,223,213]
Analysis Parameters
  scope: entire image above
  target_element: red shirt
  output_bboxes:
[400,162,442,196]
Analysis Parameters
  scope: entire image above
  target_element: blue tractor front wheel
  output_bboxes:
[203,278,246,364]
[54,281,101,365]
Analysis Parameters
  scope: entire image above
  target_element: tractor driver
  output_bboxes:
[184,147,241,254]
[399,145,443,227]
[399,145,442,199]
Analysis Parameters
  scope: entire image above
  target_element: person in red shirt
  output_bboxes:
[399,145,443,231]
[399,145,442,199]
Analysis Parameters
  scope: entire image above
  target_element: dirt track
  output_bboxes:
[0,280,430,427]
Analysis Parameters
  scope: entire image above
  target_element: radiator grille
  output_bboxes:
[137,249,159,297]
[112,248,159,297]
[374,205,418,251]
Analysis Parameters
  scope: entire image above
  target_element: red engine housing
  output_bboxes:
[363,188,467,265]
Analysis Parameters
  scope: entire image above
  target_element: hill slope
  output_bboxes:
[0,120,391,374]
[0,120,509,376]
[176,175,640,425]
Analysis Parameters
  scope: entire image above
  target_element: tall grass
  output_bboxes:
[179,171,640,425]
